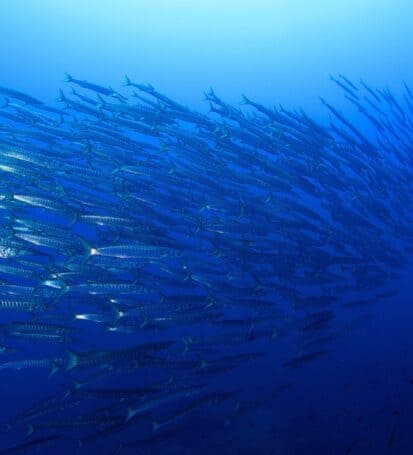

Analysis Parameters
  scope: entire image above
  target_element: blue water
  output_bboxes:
[2,1,413,110]
[1,1,413,453]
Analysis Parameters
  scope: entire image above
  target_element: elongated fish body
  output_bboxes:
[0,358,55,370]
[67,282,147,295]
[0,85,43,105]
[64,73,116,96]
[0,297,45,312]
[90,243,178,259]
[78,215,140,228]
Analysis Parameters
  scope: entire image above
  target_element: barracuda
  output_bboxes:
[0,73,412,451]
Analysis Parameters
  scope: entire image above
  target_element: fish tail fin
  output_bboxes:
[123,75,131,86]
[152,421,160,432]
[57,89,66,102]
[70,211,78,225]
[125,408,134,423]
[193,216,205,233]
[63,72,73,82]
[140,313,150,328]
[25,423,34,438]
[110,302,124,322]
[49,360,59,377]
[78,237,96,264]
[97,94,105,109]
[205,294,216,308]
[205,87,216,101]
[240,94,250,105]
[66,349,79,370]
[72,379,83,390]
[209,102,222,115]
[182,336,191,354]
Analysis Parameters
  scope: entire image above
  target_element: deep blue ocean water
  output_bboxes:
[0,1,413,454]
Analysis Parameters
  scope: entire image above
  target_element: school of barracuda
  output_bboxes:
[0,72,412,452]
